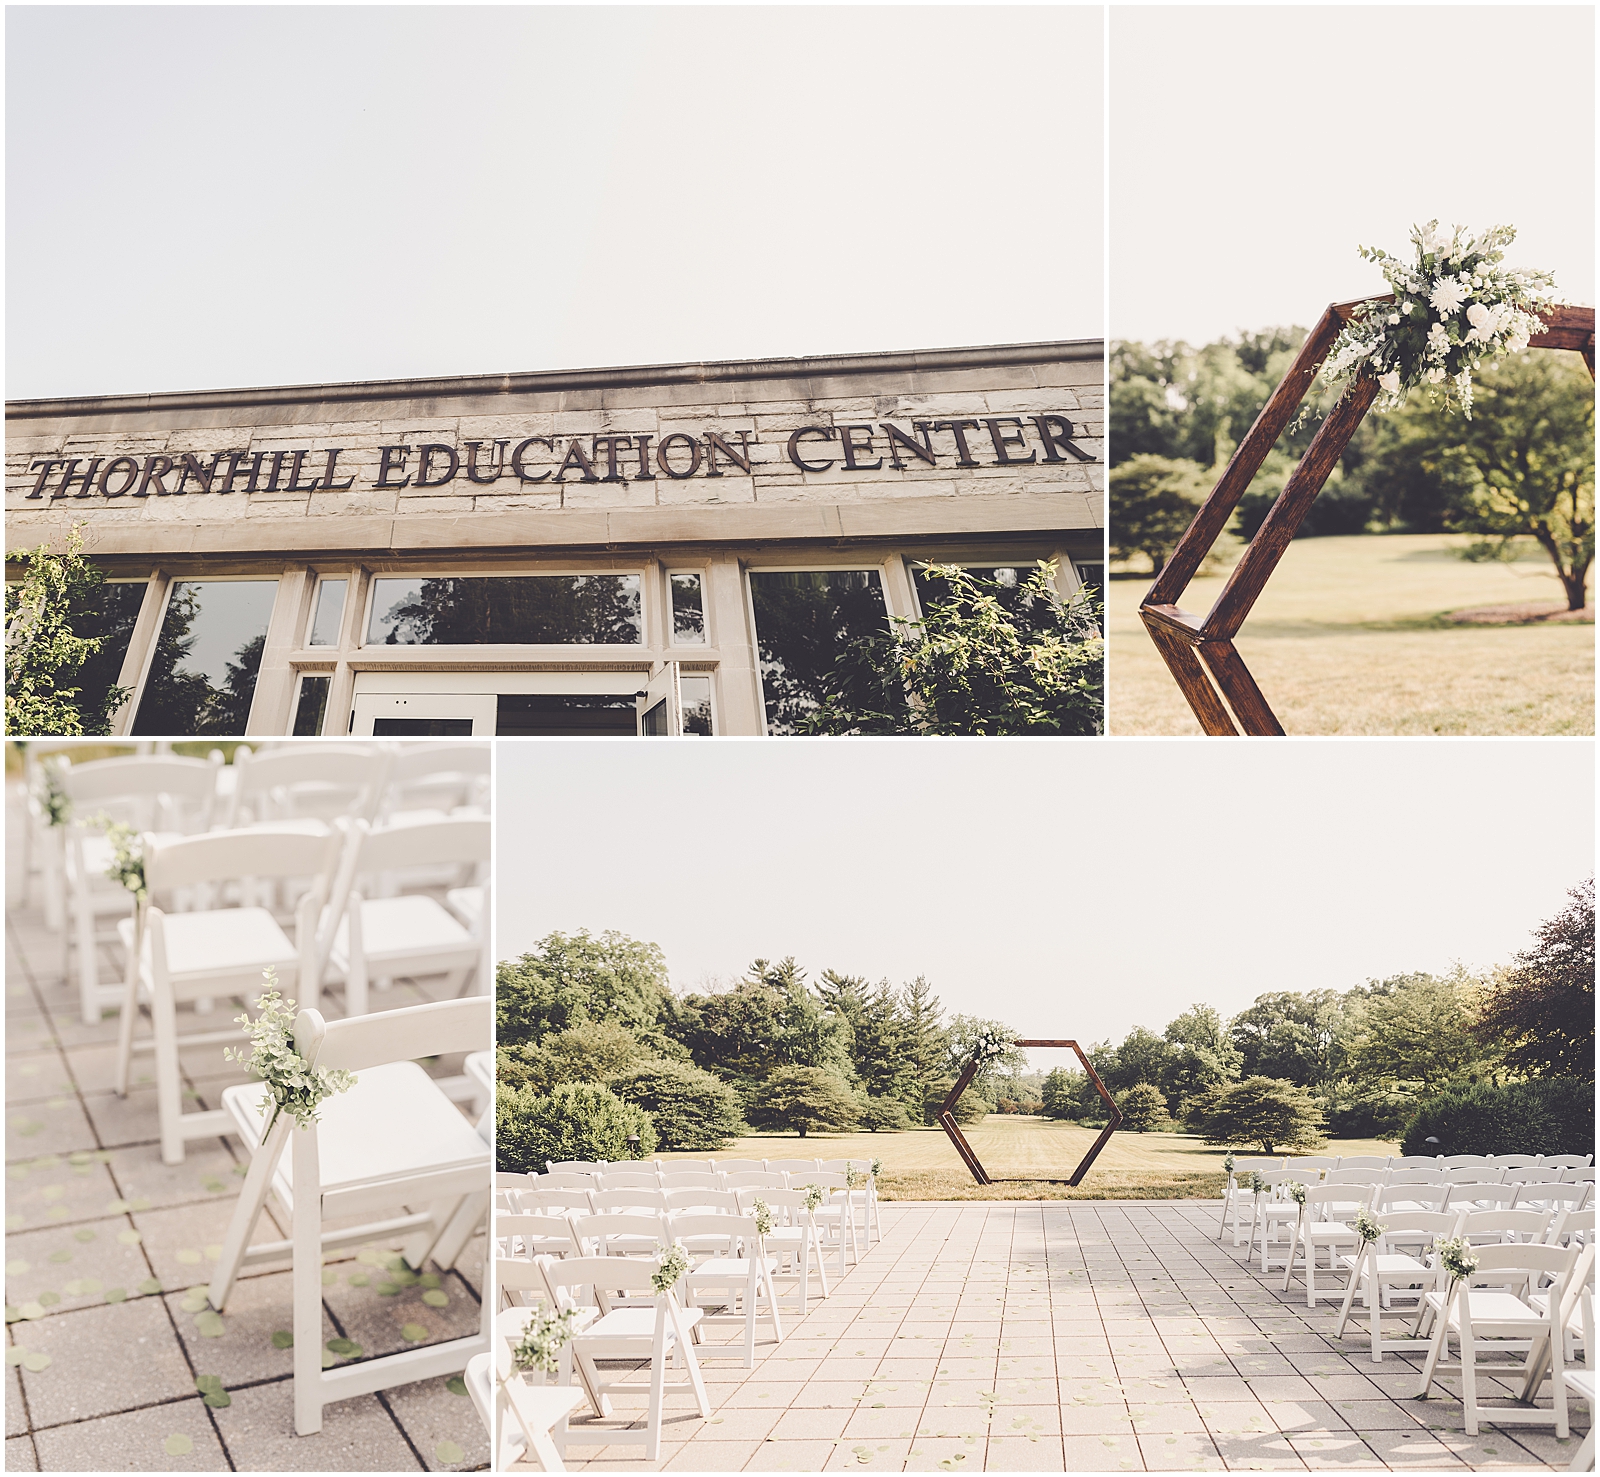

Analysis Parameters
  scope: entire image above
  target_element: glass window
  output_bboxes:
[292,675,331,736]
[495,693,637,737]
[308,579,346,646]
[914,564,1063,635]
[680,675,714,735]
[72,581,146,730]
[373,717,474,736]
[748,569,891,735]
[669,573,706,644]
[132,580,278,736]
[366,575,642,646]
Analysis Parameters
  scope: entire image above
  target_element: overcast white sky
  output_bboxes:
[5,5,1102,400]
[1111,6,1596,346]
[496,738,1595,1050]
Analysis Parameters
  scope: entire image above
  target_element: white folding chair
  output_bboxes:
[382,742,491,825]
[1331,1209,1456,1362]
[657,1160,717,1175]
[1390,1156,1443,1169]
[1338,1156,1391,1171]
[671,1210,784,1366]
[663,1187,740,1219]
[659,1171,724,1190]
[500,1214,583,1267]
[1379,1175,1449,1214]
[322,815,491,1015]
[591,1188,670,1216]
[820,1158,880,1249]
[225,743,391,828]
[1441,1155,1493,1170]
[723,1171,786,1191]
[735,1187,830,1314]
[491,1296,595,1473]
[1220,1158,1284,1244]
[58,752,222,1024]
[1517,1183,1593,1217]
[568,1211,668,1265]
[550,1160,607,1175]
[207,995,491,1435]
[1447,1183,1519,1212]
[1491,1155,1545,1171]
[537,1253,710,1460]
[713,1159,767,1174]
[113,824,348,1164]
[801,1172,859,1274]
[766,1158,821,1176]
[1283,1183,1375,1306]
[1511,1166,1565,1186]
[1416,1241,1581,1437]
[1545,1155,1595,1171]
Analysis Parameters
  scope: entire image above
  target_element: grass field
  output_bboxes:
[659,1118,1401,1201]
[1109,533,1594,736]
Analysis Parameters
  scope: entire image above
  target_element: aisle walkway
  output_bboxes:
[559,1200,1586,1472]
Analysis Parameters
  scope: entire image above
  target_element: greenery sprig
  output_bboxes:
[652,1241,690,1295]
[223,972,357,1135]
[1435,1235,1479,1283]
[1223,1153,1236,1177]
[846,1166,864,1190]
[802,1183,826,1213]
[870,1158,882,1178]
[1351,1207,1386,1244]
[1286,1181,1307,1207]
[35,763,71,828]
[1248,1172,1268,1198]
[751,1197,774,1237]
[1321,222,1556,418]
[510,1306,576,1375]
[91,814,146,901]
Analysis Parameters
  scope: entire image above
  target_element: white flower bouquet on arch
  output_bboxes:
[1320,221,1556,417]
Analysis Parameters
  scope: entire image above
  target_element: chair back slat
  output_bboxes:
[296,996,491,1072]
[145,825,340,892]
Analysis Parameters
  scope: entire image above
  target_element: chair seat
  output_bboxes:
[581,1305,704,1341]
[1338,1253,1429,1275]
[222,1060,488,1210]
[1449,1290,1548,1328]
[329,894,473,971]
[1566,1370,1596,1398]
[120,907,298,984]
[689,1258,777,1278]
[446,886,483,929]
[1306,1221,1356,1240]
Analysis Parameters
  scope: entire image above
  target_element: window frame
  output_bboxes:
[664,567,712,648]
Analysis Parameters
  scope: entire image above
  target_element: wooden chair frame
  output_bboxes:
[1139,300,1596,735]
[938,1038,1122,1187]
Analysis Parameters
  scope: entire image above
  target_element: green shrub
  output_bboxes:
[1041,1066,1087,1120]
[922,1077,991,1126]
[951,1090,990,1126]
[1400,1079,1596,1158]
[496,1082,656,1174]
[860,1096,913,1132]
[1118,1082,1170,1133]
[609,1059,746,1151]
[747,1067,862,1137]
[1194,1076,1325,1154]
[1325,1087,1417,1140]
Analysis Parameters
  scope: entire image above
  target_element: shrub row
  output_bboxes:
[1399,1079,1595,1158]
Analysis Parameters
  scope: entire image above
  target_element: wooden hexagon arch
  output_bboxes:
[1138,299,1597,736]
[938,1039,1123,1187]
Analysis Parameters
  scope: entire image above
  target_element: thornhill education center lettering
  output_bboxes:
[5,340,1103,738]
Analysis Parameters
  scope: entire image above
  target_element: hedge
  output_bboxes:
[1399,1078,1595,1158]
[496,1081,656,1174]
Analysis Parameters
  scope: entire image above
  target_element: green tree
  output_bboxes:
[1473,877,1594,1081]
[1162,1002,1244,1108]
[495,1081,656,1174]
[1100,1026,1173,1095]
[1040,1066,1085,1120]
[799,563,1103,736]
[901,975,950,1123]
[944,1016,1024,1099]
[1229,990,1348,1089]
[1438,354,1594,609]
[1344,969,1497,1088]
[748,1066,861,1138]
[609,1059,747,1151]
[860,1096,913,1131]
[1108,455,1212,573]
[496,1019,649,1094]
[678,958,851,1090]
[1118,1081,1170,1133]
[5,525,128,736]
[495,931,675,1049]
[1194,1076,1326,1155]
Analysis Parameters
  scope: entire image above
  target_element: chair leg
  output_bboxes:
[1332,1247,1363,1340]
[112,929,142,1098]
[291,1138,326,1437]
[1416,1296,1451,1399]
[1567,1426,1594,1472]
[75,886,98,1027]
[430,1191,487,1270]
[152,987,186,1167]
[1460,1332,1480,1437]
[1369,1271,1383,1364]
[207,1115,291,1311]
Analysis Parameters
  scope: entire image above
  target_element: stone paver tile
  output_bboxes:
[770,1404,852,1441]
[1184,1376,1257,1404]
[1061,1431,1143,1471]
[207,1375,421,1470]
[876,1358,942,1381]
[987,1405,1058,1438]
[127,1198,243,1290]
[1495,1428,1589,1466]
[722,1379,810,1408]
[982,1434,1068,1470]
[1258,1400,1353,1433]
[4,1159,118,1235]
[29,1395,229,1471]
[901,1433,985,1471]
[12,1296,194,1427]
[1141,1430,1227,1469]
[744,1437,846,1470]
[1210,1429,1308,1469]
[5,1098,97,1162]
[857,1380,928,1409]
[320,1265,482,1366]
[1058,1375,1129,1405]
[661,1438,763,1470]
[4,1216,152,1317]
[105,1143,251,1214]
[78,1089,164,1151]
[161,1272,304,1387]
[1057,1402,1134,1436]
[1323,1397,1426,1431]
[5,1435,38,1471]
[1357,1429,1469,1467]
[5,1052,74,1105]
[1121,1377,1193,1405]
[1127,1399,1207,1434]
[1286,1432,1383,1467]
[696,1406,782,1441]
[1244,1375,1319,1402]
[842,1404,927,1442]
[934,1356,998,1380]
[1198,1402,1277,1439]
[384,1373,486,1471]
[7,1363,28,1437]
[1231,1353,1301,1379]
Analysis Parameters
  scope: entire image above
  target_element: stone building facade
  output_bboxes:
[5,341,1103,737]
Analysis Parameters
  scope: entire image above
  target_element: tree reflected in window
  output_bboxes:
[367,576,642,646]
[132,581,277,736]
[748,570,894,735]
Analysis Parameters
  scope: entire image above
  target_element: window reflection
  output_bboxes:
[366,575,642,646]
[495,694,637,736]
[670,573,706,643]
[680,675,713,735]
[292,676,331,736]
[72,581,146,731]
[914,564,1063,635]
[748,569,891,735]
[308,579,346,646]
[132,580,278,736]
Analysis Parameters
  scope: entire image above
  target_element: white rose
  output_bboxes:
[1387,313,1400,325]
[1425,367,1446,384]
[1378,371,1402,394]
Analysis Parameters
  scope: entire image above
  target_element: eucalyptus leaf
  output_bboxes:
[445,1376,468,1397]
[421,1289,449,1308]
[401,1322,428,1343]
[326,1337,362,1358]
[270,1330,294,1349]
[194,1311,226,1337]
[163,1434,193,1457]
[434,1440,464,1465]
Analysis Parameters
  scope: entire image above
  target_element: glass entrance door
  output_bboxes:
[347,672,651,737]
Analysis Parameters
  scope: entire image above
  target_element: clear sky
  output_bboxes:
[495,738,1596,1051]
[5,5,1103,400]
[1110,6,1596,346]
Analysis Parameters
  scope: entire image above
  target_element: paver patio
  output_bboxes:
[4,811,489,1473]
[549,1200,1588,1473]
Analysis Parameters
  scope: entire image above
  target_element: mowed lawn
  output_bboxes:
[659,1118,1401,1201]
[1109,534,1594,736]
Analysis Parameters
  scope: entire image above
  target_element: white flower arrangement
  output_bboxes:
[1248,1172,1268,1198]
[1351,1207,1386,1244]
[751,1197,773,1237]
[222,971,357,1135]
[1286,1181,1308,1207]
[34,765,71,828]
[1435,1235,1479,1283]
[510,1306,576,1375]
[870,1158,882,1178]
[1223,1152,1236,1176]
[651,1241,690,1295]
[91,815,146,901]
[1320,221,1555,417]
[846,1166,864,1190]
[802,1183,826,1213]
